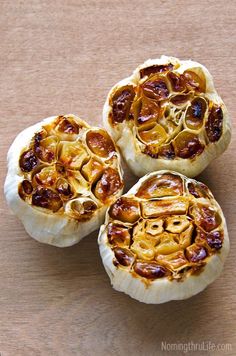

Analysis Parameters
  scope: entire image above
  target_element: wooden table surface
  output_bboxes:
[0,1,235,355]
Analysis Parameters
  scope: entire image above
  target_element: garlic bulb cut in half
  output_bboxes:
[5,115,124,247]
[98,171,229,304]
[103,55,231,177]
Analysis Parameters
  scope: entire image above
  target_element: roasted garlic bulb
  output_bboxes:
[103,56,231,177]
[98,171,229,303]
[5,115,124,247]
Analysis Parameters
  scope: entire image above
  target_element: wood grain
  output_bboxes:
[0,0,235,355]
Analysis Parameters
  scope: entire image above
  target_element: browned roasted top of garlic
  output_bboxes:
[106,172,224,281]
[108,59,226,161]
[18,115,123,221]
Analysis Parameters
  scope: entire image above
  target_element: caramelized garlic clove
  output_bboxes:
[136,173,183,198]
[155,232,180,254]
[184,69,206,93]
[19,149,38,172]
[86,129,116,158]
[178,224,194,249]
[65,198,97,221]
[145,219,164,235]
[185,97,207,129]
[81,157,104,182]
[59,141,88,169]
[186,243,207,263]
[138,124,167,145]
[54,115,81,136]
[110,86,135,124]
[32,187,63,212]
[141,197,188,218]
[133,96,160,127]
[109,197,141,223]
[93,167,123,202]
[34,135,59,163]
[34,165,59,187]
[189,203,221,232]
[165,215,190,233]
[113,247,135,267]
[173,130,204,159]
[205,105,223,142]
[107,223,131,247]
[156,250,188,272]
[133,261,168,279]
[141,75,169,100]
[140,63,174,78]
[131,240,155,260]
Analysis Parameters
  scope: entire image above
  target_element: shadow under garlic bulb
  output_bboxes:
[98,171,229,304]
[5,115,124,247]
[103,55,231,177]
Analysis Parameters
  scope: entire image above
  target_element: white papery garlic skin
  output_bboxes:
[98,170,229,304]
[5,115,124,247]
[103,55,231,177]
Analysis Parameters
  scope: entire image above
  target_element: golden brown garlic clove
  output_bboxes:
[32,187,63,212]
[155,232,180,254]
[145,219,164,235]
[65,198,97,221]
[205,105,223,142]
[111,86,135,124]
[141,197,188,218]
[56,178,73,199]
[131,240,155,260]
[165,215,190,234]
[113,247,135,267]
[167,72,186,92]
[141,76,169,100]
[190,204,221,232]
[109,197,140,223]
[18,180,33,200]
[132,96,160,127]
[54,115,81,135]
[173,131,204,159]
[186,243,207,263]
[59,142,88,169]
[86,129,116,157]
[156,250,189,272]
[34,135,58,163]
[178,224,194,249]
[94,167,123,202]
[107,223,131,247]
[184,69,206,93]
[185,97,207,129]
[138,124,167,145]
[136,173,183,199]
[81,157,104,182]
[187,181,212,199]
[170,93,192,106]
[140,63,174,78]
[34,166,58,187]
[19,149,38,172]
[134,261,169,279]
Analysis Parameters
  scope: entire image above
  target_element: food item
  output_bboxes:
[103,55,231,177]
[98,171,229,304]
[5,115,124,247]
